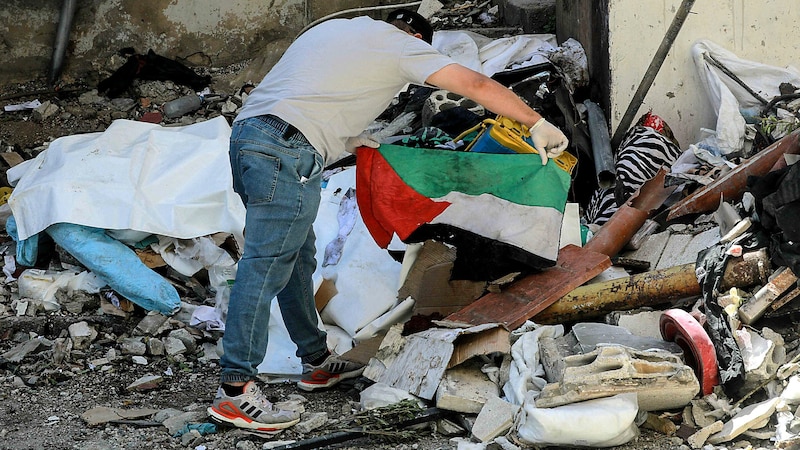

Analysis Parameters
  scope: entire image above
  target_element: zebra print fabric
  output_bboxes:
[583,124,683,226]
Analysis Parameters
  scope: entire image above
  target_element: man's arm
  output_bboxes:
[425,63,568,159]
[426,63,542,128]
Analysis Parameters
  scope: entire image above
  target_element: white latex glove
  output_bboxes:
[530,118,569,165]
[345,133,380,154]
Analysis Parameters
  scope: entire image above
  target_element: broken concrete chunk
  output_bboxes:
[707,397,780,444]
[539,322,682,384]
[164,336,187,356]
[1,337,51,363]
[687,420,724,449]
[68,321,97,350]
[471,396,520,442]
[126,374,163,391]
[147,338,165,356]
[162,410,207,436]
[435,360,500,414]
[168,328,197,353]
[295,412,328,434]
[180,429,203,447]
[536,345,699,411]
[134,312,171,336]
[196,341,218,362]
[736,327,786,394]
[121,337,146,356]
[52,337,72,365]
[80,406,159,426]
[656,228,721,271]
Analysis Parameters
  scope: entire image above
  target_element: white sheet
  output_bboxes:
[692,40,800,155]
[434,30,557,77]
[7,116,246,244]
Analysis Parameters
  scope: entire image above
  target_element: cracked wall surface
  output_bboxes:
[0,0,390,85]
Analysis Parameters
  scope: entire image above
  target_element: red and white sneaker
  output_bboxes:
[207,381,300,431]
[297,353,364,392]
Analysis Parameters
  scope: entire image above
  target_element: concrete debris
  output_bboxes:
[4,1,800,450]
[126,374,164,391]
[80,406,160,427]
[471,396,519,442]
[435,359,501,414]
[707,397,781,445]
[67,321,97,350]
[687,420,724,449]
[536,345,700,411]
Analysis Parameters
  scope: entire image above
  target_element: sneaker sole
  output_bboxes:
[296,367,364,392]
[207,406,299,431]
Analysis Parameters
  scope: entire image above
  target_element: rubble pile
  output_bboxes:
[4,2,800,450]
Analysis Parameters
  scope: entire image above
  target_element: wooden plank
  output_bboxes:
[443,245,611,330]
[0,151,24,168]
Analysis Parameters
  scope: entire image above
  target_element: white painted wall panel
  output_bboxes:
[608,0,800,150]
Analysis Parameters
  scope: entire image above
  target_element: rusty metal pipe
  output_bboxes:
[584,168,676,257]
[719,248,769,291]
[535,263,700,324]
[48,0,77,85]
[667,129,800,221]
[535,248,770,324]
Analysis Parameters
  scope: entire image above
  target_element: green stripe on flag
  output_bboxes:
[377,144,571,211]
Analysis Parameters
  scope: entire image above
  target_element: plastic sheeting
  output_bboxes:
[502,322,638,447]
[4,114,405,376]
[46,222,182,315]
[6,116,245,244]
[692,39,800,155]
[433,31,557,77]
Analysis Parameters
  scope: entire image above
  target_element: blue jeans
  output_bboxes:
[220,115,328,384]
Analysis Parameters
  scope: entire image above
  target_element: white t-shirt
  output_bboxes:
[235,16,455,164]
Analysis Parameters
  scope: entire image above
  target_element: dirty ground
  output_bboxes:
[2,3,800,450]
[0,73,791,450]
[0,76,704,450]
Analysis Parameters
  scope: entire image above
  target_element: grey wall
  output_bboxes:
[0,0,402,87]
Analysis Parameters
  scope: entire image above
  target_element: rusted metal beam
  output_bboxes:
[584,168,676,258]
[443,245,610,330]
[667,130,800,221]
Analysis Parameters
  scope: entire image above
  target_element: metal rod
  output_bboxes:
[610,0,696,149]
[47,0,78,86]
[703,52,768,105]
[270,407,450,450]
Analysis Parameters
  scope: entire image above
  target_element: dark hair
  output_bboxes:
[386,8,434,44]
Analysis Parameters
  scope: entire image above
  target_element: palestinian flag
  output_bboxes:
[356,144,572,281]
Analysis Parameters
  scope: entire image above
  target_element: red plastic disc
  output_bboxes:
[660,308,720,396]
